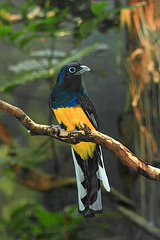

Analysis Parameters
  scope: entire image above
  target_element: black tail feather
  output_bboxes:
[71,146,110,217]
[73,150,102,216]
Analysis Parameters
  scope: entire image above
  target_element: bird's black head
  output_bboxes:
[50,62,90,108]
[57,62,90,91]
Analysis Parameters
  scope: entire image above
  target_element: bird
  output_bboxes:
[49,62,110,218]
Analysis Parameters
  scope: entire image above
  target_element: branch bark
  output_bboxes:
[9,162,133,209]
[10,162,76,191]
[1,99,160,181]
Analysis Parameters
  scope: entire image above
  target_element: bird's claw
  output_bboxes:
[68,129,78,137]
[50,124,62,130]
[50,124,66,131]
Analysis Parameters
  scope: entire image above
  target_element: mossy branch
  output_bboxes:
[1,99,160,181]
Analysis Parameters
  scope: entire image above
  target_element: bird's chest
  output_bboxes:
[52,106,96,160]
[53,106,95,132]
[50,86,81,108]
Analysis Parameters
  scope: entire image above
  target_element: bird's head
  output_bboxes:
[57,62,90,85]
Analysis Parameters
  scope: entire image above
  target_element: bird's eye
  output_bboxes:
[69,67,76,74]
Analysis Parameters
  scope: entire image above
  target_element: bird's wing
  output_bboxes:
[77,92,99,130]
[77,92,110,193]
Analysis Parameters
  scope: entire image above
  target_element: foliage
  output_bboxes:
[0,44,99,92]
[0,0,121,92]
[1,0,159,239]
[0,1,123,239]
[0,203,84,240]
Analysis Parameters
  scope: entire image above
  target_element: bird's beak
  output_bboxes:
[75,65,91,75]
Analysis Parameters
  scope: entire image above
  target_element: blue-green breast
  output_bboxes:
[50,84,84,109]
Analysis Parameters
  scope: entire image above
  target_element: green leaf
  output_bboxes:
[0,43,99,92]
[18,34,36,47]
[91,2,108,16]
[0,3,18,11]
[80,3,146,38]
[80,8,120,37]
[80,20,93,38]
[0,26,12,37]
[31,224,42,234]
[26,8,68,33]
[11,204,29,220]
[0,70,49,92]
[35,205,63,228]
[9,30,26,41]
[26,18,55,32]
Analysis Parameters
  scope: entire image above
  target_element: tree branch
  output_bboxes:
[11,162,135,211]
[117,205,160,239]
[10,162,76,191]
[1,99,160,181]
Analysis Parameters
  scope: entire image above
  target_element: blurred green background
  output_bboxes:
[0,0,160,239]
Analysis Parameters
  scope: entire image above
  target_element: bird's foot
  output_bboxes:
[50,124,68,138]
[50,124,62,130]
[50,123,67,131]
[80,122,91,132]
[68,128,79,137]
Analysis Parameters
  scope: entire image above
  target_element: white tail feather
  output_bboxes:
[97,146,110,192]
[90,189,102,211]
[71,145,110,215]
[71,147,86,212]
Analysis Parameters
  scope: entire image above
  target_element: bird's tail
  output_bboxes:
[71,146,110,218]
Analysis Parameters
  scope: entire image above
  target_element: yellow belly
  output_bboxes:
[53,106,96,160]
